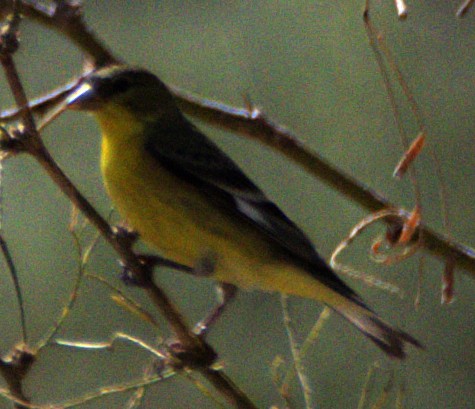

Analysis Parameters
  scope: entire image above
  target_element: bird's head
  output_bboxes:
[67,65,181,121]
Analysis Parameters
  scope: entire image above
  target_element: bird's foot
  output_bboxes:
[194,282,238,338]
[120,254,193,287]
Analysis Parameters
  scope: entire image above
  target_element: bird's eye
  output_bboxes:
[113,77,132,94]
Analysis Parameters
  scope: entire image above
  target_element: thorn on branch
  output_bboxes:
[53,0,83,29]
[394,0,408,20]
[457,0,474,17]
[393,132,426,180]
[0,125,31,157]
[1,344,35,382]
[119,259,153,288]
[0,10,21,58]
[441,256,456,304]
[165,337,218,370]
[0,343,35,406]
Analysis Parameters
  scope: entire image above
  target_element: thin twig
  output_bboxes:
[0,77,79,122]
[366,0,459,307]
[0,373,167,409]
[0,6,33,408]
[55,331,168,360]
[298,307,331,363]
[367,5,453,263]
[370,371,393,409]
[88,273,161,329]
[281,304,331,408]
[413,255,425,309]
[281,295,314,409]
[35,222,101,350]
[363,2,425,275]
[0,234,27,342]
[357,361,381,409]
[395,381,405,409]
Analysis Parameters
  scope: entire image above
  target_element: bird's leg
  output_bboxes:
[137,254,193,274]
[192,252,238,336]
[113,226,235,335]
[192,251,218,277]
[193,282,238,338]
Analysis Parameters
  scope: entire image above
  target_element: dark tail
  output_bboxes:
[332,303,423,359]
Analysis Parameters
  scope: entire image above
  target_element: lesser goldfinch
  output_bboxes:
[67,65,422,359]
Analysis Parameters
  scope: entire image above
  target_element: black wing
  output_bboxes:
[145,119,361,303]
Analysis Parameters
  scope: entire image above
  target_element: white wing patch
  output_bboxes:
[235,198,269,226]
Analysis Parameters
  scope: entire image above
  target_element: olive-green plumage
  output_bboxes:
[67,65,422,359]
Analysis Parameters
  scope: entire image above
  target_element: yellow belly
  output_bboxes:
[100,127,273,286]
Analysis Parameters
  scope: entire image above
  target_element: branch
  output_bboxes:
[0,0,119,66]
[0,5,257,408]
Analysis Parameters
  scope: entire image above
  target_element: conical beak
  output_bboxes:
[66,82,100,111]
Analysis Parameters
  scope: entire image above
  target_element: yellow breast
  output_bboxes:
[96,106,275,284]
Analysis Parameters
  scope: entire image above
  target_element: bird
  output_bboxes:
[66,65,422,359]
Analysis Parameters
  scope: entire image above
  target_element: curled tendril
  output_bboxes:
[331,208,423,296]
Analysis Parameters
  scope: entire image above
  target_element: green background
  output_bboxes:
[0,1,473,408]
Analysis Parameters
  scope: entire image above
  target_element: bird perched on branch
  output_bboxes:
[67,65,422,359]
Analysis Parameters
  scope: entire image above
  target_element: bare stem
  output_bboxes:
[0,234,27,342]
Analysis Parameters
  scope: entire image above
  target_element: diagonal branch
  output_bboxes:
[172,89,475,276]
